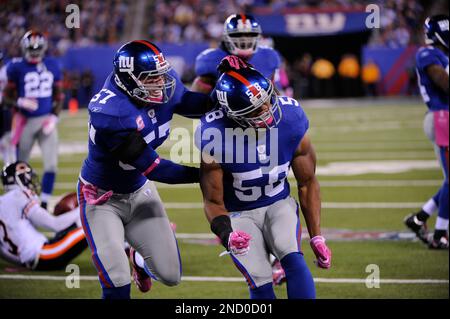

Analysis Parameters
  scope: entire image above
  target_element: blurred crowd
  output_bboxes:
[0,0,129,57]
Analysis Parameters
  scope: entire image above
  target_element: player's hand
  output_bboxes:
[310,235,332,269]
[42,114,59,135]
[82,184,113,205]
[17,97,38,111]
[228,231,252,256]
[217,55,254,74]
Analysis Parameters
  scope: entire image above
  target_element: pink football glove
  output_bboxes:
[17,97,38,111]
[42,114,58,135]
[82,184,113,205]
[228,231,251,256]
[310,235,332,269]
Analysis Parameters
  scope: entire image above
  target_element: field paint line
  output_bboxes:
[160,202,426,209]
[0,274,447,285]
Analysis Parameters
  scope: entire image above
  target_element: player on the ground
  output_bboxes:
[404,15,449,249]
[3,31,63,209]
[192,14,284,95]
[0,50,16,165]
[0,161,87,270]
[78,40,211,299]
[196,57,331,299]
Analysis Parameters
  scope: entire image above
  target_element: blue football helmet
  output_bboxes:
[214,66,281,129]
[424,15,449,49]
[223,14,262,58]
[21,31,47,64]
[113,40,176,105]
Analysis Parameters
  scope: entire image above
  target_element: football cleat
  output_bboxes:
[428,234,449,250]
[404,213,429,244]
[129,248,152,293]
[272,260,286,286]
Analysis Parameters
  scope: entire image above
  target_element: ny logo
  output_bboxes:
[216,90,229,108]
[119,56,134,72]
[237,19,253,31]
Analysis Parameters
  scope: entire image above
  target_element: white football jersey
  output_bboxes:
[0,187,47,265]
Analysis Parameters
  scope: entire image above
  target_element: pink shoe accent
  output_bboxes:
[129,248,152,293]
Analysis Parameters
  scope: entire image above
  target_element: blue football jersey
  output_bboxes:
[6,57,61,117]
[80,70,208,193]
[195,96,309,212]
[416,46,449,111]
[195,46,281,82]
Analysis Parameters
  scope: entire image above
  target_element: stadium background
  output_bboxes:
[0,0,448,299]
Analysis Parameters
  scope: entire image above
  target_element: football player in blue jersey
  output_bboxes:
[192,14,284,95]
[196,57,331,299]
[404,15,449,249]
[77,40,211,299]
[3,31,63,209]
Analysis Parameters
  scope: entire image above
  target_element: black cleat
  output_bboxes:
[404,213,429,244]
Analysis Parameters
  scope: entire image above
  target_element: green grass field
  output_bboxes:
[0,98,448,299]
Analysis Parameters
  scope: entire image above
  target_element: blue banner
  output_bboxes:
[254,11,371,36]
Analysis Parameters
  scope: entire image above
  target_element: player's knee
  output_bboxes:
[149,261,181,286]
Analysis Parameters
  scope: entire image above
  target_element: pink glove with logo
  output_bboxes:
[17,97,38,111]
[82,184,113,205]
[228,231,252,256]
[310,235,332,269]
[42,114,58,135]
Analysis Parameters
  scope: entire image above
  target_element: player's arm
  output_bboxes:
[174,89,213,118]
[191,75,216,94]
[108,130,199,184]
[426,64,449,94]
[26,201,79,232]
[291,134,331,268]
[2,81,18,109]
[199,155,251,254]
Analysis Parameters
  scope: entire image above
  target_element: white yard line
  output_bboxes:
[0,274,447,284]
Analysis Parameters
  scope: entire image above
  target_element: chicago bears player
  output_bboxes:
[78,40,210,299]
[0,161,87,270]
[196,58,331,299]
[3,31,63,210]
[192,14,283,95]
[405,15,449,249]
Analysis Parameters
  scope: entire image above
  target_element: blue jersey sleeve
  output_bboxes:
[195,49,224,78]
[6,61,19,84]
[416,47,442,72]
[174,90,211,118]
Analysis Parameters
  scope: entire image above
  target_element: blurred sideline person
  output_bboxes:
[3,31,63,209]
[405,15,449,249]
[0,50,16,164]
[361,59,381,97]
[78,40,211,299]
[0,161,86,270]
[192,14,282,95]
[196,57,331,299]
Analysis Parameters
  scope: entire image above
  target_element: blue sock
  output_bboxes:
[41,171,56,197]
[102,284,130,299]
[281,252,316,299]
[249,282,276,299]
[432,189,441,206]
[438,182,449,220]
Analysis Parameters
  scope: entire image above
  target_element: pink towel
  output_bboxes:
[11,112,27,146]
[434,110,449,147]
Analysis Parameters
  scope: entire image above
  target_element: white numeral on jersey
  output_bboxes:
[278,96,299,106]
[90,89,116,104]
[232,163,290,201]
[205,110,224,123]
[24,71,54,98]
